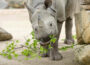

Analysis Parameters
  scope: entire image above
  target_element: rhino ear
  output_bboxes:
[25,2,35,13]
[44,0,52,9]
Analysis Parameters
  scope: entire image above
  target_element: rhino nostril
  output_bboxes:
[35,28,38,31]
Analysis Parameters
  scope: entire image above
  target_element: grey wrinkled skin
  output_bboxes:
[25,0,80,60]
[0,0,8,9]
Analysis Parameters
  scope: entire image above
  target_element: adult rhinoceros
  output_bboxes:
[25,0,81,60]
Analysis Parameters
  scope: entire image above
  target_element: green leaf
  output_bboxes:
[73,35,77,40]
[50,38,56,43]
[59,44,75,51]
[16,40,19,43]
[49,35,57,43]
[0,52,1,55]
[31,31,35,39]
[40,46,44,52]
[38,56,41,59]
[25,42,29,46]
[7,54,12,59]
[22,49,30,56]
[33,40,38,48]
[26,39,31,42]
[2,53,7,57]
[14,54,19,58]
[48,45,52,49]
[24,57,29,60]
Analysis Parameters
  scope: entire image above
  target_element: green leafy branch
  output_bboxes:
[0,32,76,60]
[59,44,76,51]
[0,42,18,59]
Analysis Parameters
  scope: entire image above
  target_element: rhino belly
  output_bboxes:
[55,0,67,22]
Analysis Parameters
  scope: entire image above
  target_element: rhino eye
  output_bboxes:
[35,28,37,31]
[50,23,52,26]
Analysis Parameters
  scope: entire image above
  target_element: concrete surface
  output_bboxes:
[0,9,79,65]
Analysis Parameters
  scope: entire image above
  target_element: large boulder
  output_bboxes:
[6,0,26,8]
[82,5,90,10]
[74,45,90,65]
[81,0,90,10]
[74,8,90,65]
[0,28,12,41]
[75,10,90,44]
[83,0,90,4]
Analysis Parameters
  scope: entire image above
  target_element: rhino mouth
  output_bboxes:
[39,41,50,46]
[39,37,50,46]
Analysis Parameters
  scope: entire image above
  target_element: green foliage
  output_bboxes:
[21,32,39,59]
[0,42,18,59]
[61,35,76,41]
[49,35,57,43]
[0,31,76,60]
[72,35,77,40]
[31,31,35,39]
[22,49,31,56]
[40,46,48,54]
[59,44,75,51]
[16,40,20,43]
[48,44,53,49]
[61,39,65,41]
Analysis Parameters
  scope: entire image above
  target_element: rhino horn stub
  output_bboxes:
[24,2,35,13]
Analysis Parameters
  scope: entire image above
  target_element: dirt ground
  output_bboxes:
[0,9,80,65]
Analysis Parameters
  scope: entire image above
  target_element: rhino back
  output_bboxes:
[51,0,80,21]
[65,0,80,18]
[28,0,45,7]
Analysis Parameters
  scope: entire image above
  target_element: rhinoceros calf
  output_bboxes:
[25,0,80,60]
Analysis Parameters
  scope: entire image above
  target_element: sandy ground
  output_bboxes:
[0,9,79,65]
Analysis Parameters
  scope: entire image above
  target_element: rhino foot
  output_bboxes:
[40,52,50,57]
[50,49,63,60]
[64,39,74,45]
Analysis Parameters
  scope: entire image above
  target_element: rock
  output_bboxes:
[83,0,90,4]
[81,0,90,10]
[74,45,90,65]
[75,10,90,44]
[82,5,90,10]
[0,28,12,41]
[0,0,8,9]
[6,0,26,8]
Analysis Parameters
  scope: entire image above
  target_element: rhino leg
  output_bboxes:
[0,28,12,41]
[50,22,63,60]
[64,17,74,45]
[40,45,50,57]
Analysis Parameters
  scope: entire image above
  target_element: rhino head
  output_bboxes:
[25,3,58,45]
